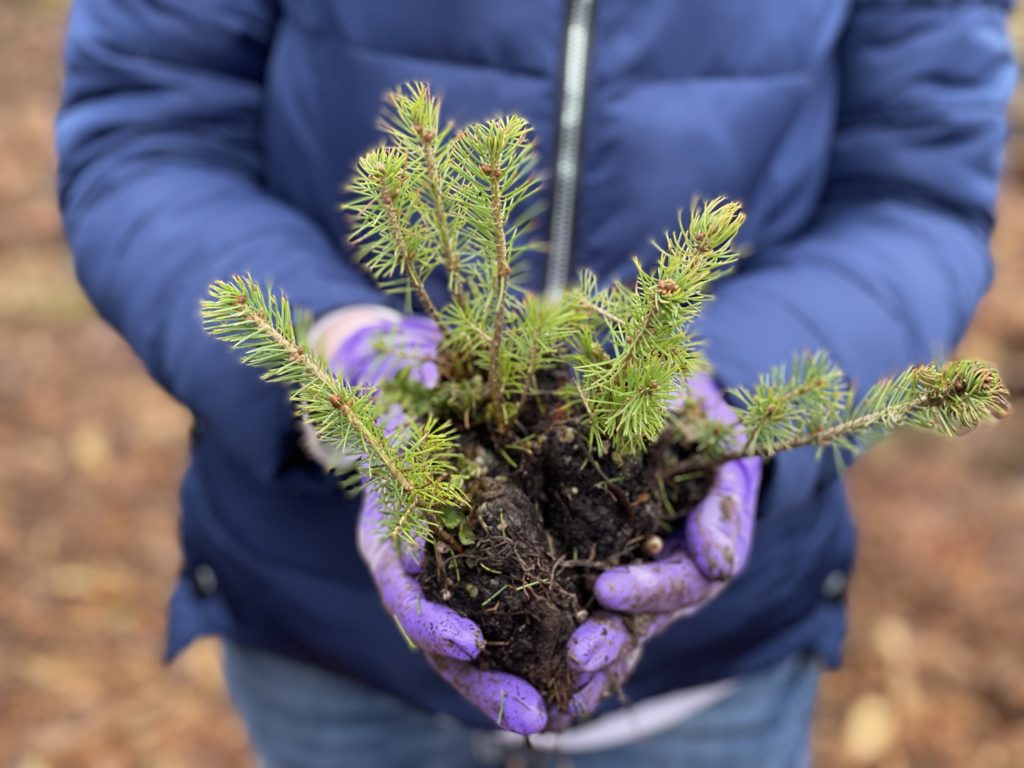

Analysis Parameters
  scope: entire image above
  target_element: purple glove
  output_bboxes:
[321,311,544,732]
[357,488,549,734]
[325,310,647,733]
[323,311,760,730]
[565,374,763,707]
[359,488,635,734]
[329,313,442,389]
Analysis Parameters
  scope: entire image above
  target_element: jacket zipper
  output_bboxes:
[544,0,596,298]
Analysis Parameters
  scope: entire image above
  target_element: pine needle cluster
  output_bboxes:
[202,275,466,543]
[718,354,1010,464]
[201,82,1010,543]
[568,198,745,454]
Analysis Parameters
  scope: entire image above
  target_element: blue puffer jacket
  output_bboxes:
[57,0,1014,726]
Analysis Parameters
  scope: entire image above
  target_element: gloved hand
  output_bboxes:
[564,373,763,711]
[315,308,666,733]
[316,308,547,731]
[324,310,441,389]
[357,487,549,733]
[359,483,664,734]
[314,310,761,731]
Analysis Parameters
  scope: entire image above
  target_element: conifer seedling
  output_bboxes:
[202,83,1010,712]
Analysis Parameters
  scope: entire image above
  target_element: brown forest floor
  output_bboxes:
[2,4,1024,766]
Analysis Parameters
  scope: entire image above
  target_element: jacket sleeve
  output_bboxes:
[696,0,1016,513]
[57,0,385,481]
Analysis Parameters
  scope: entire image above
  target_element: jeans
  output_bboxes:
[223,642,820,768]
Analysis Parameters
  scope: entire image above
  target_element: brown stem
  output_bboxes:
[721,391,940,463]
[419,138,464,307]
[614,296,661,374]
[434,527,464,555]
[380,190,443,327]
[579,297,627,329]
[485,167,510,433]
[584,453,632,516]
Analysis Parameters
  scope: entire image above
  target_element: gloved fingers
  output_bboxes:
[561,593,729,726]
[568,669,608,718]
[387,317,443,386]
[308,304,400,362]
[685,457,762,581]
[331,316,442,387]
[667,373,766,581]
[357,492,483,661]
[568,646,641,718]
[397,315,443,385]
[351,349,413,388]
[355,488,409,571]
[566,612,633,673]
[593,550,716,614]
[633,611,675,644]
[629,584,727,645]
[545,709,574,733]
[357,488,433,577]
[564,589,729,724]
[412,358,440,388]
[398,313,443,339]
[429,656,548,735]
[332,320,398,384]
[386,577,484,661]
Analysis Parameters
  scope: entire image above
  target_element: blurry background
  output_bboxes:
[1,2,1023,765]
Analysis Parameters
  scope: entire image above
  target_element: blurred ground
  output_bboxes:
[1,3,1023,766]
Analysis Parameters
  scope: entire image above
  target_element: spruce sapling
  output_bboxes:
[201,82,1010,708]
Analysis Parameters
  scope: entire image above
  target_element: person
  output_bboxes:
[56,1,1015,766]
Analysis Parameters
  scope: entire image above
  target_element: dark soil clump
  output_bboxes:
[420,405,712,709]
